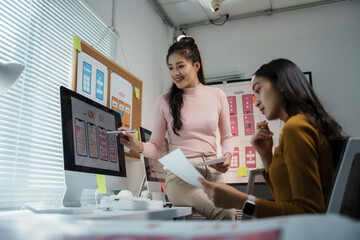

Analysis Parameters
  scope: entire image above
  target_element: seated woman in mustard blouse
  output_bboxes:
[198,58,346,218]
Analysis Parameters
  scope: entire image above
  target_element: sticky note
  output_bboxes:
[133,129,139,140]
[96,174,107,194]
[135,87,140,99]
[73,35,82,52]
[161,182,166,194]
[238,167,248,177]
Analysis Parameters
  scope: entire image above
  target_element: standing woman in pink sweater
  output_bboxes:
[118,37,236,220]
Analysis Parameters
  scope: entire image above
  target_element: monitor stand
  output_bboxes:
[62,188,83,207]
[151,192,165,201]
[137,174,147,198]
[137,174,165,201]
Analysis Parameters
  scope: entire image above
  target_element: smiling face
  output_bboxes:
[167,52,200,89]
[251,75,288,121]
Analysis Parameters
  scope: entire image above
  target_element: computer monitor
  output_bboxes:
[138,126,167,201]
[60,86,127,207]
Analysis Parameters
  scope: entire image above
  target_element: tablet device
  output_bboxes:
[192,157,226,167]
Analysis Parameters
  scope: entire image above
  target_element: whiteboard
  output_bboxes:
[211,80,283,184]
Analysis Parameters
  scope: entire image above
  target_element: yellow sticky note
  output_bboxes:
[133,129,139,140]
[134,87,140,99]
[96,174,107,194]
[73,35,82,52]
[238,167,248,177]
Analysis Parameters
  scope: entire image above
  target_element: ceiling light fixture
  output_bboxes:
[176,35,186,41]
[174,28,188,42]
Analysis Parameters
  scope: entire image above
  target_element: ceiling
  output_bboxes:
[152,0,346,30]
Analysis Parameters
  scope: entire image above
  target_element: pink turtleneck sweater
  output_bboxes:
[142,83,233,158]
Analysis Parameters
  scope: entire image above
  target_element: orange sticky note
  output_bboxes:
[134,87,140,99]
[238,167,248,177]
[96,174,107,194]
[161,182,166,194]
[72,35,82,52]
[133,129,139,140]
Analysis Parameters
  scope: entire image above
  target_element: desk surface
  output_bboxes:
[0,213,358,240]
[0,206,192,221]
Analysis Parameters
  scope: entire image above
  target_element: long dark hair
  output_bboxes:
[166,37,206,136]
[254,58,346,167]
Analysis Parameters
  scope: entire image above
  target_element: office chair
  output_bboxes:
[326,137,360,220]
[241,169,273,220]
[246,169,273,201]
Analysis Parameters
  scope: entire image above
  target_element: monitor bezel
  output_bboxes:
[60,86,126,178]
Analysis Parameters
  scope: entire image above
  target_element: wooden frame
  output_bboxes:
[71,38,142,160]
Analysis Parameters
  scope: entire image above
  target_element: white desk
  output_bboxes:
[0,206,192,221]
[0,213,358,240]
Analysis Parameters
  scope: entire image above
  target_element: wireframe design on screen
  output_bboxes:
[70,97,120,171]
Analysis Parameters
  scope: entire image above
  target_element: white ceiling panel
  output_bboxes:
[202,0,271,17]
[273,0,324,9]
[154,0,346,28]
[160,0,209,25]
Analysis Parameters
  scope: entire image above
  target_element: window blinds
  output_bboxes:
[0,0,116,210]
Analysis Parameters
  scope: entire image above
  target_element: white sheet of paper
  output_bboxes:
[192,157,226,167]
[159,148,204,188]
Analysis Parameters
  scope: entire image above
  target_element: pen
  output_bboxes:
[106,130,136,134]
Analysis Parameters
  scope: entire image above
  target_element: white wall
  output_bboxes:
[187,1,360,137]
[82,0,360,193]
[83,0,173,194]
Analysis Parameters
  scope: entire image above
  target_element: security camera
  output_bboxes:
[210,0,224,12]
[210,1,219,12]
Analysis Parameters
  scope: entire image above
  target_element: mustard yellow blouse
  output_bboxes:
[256,114,335,218]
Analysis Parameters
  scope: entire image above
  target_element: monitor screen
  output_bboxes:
[139,127,167,184]
[60,86,127,206]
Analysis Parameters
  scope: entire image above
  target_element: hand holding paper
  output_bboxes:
[159,148,204,188]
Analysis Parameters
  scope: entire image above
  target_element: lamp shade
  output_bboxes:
[0,61,25,95]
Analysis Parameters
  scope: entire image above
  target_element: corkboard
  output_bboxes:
[71,37,142,160]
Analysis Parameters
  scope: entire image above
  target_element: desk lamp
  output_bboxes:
[0,61,25,95]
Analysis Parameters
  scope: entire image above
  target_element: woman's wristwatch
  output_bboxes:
[242,195,256,217]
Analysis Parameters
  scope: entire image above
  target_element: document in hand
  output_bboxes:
[159,148,204,188]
